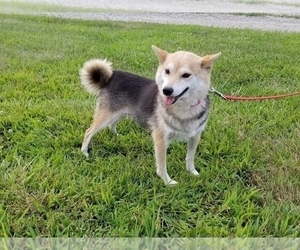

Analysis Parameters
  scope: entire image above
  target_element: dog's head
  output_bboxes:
[152,45,221,107]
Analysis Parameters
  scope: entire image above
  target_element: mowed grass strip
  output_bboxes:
[0,13,300,237]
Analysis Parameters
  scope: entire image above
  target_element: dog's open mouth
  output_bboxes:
[164,87,189,106]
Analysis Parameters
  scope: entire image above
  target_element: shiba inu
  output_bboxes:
[80,45,221,185]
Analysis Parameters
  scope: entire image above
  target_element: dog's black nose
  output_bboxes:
[163,87,174,96]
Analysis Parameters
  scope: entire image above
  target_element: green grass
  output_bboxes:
[0,0,141,14]
[0,1,107,14]
[1,13,300,237]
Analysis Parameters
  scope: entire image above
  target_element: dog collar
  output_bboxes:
[191,99,201,108]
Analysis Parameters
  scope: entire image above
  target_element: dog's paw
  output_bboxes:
[167,179,178,185]
[157,171,177,185]
[82,150,89,157]
[189,169,199,176]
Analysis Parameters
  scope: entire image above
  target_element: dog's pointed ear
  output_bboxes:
[201,52,221,70]
[152,45,169,64]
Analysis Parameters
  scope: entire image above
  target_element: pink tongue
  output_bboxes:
[164,96,175,106]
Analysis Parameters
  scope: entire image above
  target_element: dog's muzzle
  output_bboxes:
[163,87,189,105]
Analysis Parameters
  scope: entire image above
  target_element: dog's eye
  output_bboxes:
[165,69,170,75]
[182,73,191,78]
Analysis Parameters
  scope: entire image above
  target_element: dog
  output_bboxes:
[79,45,221,185]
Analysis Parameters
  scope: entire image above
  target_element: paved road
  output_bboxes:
[5,0,300,32]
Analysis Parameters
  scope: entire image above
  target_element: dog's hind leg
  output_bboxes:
[81,109,123,157]
[186,132,201,176]
[108,121,118,134]
[152,129,177,185]
[108,113,125,134]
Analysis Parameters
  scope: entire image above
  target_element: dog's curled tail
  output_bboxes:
[79,59,113,95]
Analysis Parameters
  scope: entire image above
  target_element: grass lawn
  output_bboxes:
[0,12,300,237]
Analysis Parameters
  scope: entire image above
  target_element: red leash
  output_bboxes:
[209,87,300,101]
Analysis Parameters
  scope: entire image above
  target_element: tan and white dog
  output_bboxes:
[80,46,221,185]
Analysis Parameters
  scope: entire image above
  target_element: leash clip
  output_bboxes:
[209,86,227,100]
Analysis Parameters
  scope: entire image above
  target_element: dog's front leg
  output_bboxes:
[151,129,177,185]
[186,133,201,176]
